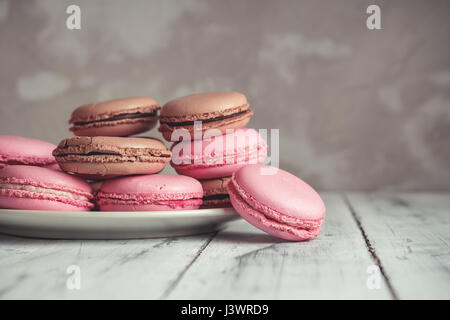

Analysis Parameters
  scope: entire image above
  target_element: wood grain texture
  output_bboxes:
[167,194,391,299]
[346,193,450,299]
[0,234,213,299]
[0,192,448,299]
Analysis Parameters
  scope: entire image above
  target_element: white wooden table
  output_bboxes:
[0,193,448,299]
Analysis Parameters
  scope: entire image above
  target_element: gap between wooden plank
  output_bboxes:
[343,193,399,300]
[167,194,391,299]
[159,231,218,300]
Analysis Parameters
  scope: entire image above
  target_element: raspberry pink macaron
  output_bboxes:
[96,174,203,211]
[0,165,94,211]
[171,128,267,179]
[227,164,325,241]
[0,135,57,168]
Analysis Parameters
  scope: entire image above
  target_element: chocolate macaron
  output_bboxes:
[69,97,160,137]
[199,177,232,209]
[159,91,253,141]
[53,136,171,179]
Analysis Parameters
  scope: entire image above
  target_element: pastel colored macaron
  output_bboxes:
[53,136,171,179]
[171,128,267,179]
[200,177,232,209]
[96,174,203,211]
[0,135,57,168]
[159,91,253,141]
[227,164,325,241]
[0,165,94,211]
[69,97,160,137]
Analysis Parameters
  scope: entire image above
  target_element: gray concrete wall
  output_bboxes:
[0,0,449,190]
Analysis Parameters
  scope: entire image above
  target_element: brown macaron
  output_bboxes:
[89,180,103,196]
[159,91,253,141]
[53,136,171,179]
[199,177,232,209]
[69,97,160,137]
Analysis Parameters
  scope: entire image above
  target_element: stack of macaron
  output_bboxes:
[158,92,268,209]
[0,135,94,211]
[54,97,171,179]
[51,96,207,211]
[0,91,326,241]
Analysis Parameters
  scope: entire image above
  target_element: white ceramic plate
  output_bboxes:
[0,208,240,239]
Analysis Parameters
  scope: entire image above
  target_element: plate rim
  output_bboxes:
[0,207,238,219]
[0,207,240,239]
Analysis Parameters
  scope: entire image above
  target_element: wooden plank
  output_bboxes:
[2,192,446,299]
[0,233,213,299]
[346,192,450,299]
[167,193,392,299]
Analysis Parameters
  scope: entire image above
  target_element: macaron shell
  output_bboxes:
[71,97,159,119]
[0,196,91,211]
[0,135,57,166]
[45,163,62,171]
[98,174,203,197]
[72,120,157,137]
[160,92,248,117]
[55,135,169,151]
[98,199,203,211]
[70,97,158,121]
[0,165,92,193]
[58,161,166,179]
[232,164,325,221]
[174,163,249,179]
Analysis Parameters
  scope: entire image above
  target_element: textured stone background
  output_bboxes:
[0,0,449,191]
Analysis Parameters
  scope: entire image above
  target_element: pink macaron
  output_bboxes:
[170,128,267,179]
[227,164,325,241]
[96,174,203,211]
[0,135,57,168]
[0,165,94,211]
